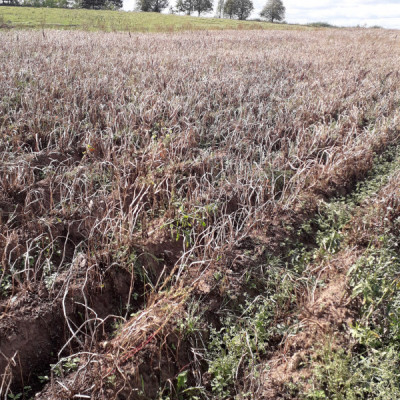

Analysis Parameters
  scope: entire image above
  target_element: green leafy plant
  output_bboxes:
[51,356,80,377]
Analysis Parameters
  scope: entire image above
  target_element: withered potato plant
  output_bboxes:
[1,28,400,399]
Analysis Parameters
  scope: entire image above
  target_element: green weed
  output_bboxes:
[207,263,299,398]
[307,235,400,399]
[307,344,400,400]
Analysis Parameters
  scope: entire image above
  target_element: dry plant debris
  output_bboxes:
[1,28,400,399]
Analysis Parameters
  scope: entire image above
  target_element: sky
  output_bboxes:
[123,0,400,29]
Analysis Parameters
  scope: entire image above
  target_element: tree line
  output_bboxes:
[0,0,122,9]
[1,0,285,23]
[124,0,284,21]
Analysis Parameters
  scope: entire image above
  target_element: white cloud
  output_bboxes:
[283,0,400,28]
[122,0,400,29]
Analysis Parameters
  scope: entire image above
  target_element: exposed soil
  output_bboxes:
[0,255,134,395]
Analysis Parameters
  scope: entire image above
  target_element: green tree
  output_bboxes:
[21,0,72,6]
[224,0,252,20]
[81,0,122,8]
[223,0,235,18]
[192,0,213,16]
[0,0,19,5]
[175,0,193,15]
[137,0,168,11]
[176,0,210,16]
[234,0,252,20]
[260,0,285,22]
[175,0,185,12]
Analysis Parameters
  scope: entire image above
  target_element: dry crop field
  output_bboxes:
[1,28,400,399]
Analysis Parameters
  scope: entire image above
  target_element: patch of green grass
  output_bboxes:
[204,144,400,398]
[306,238,400,400]
[283,145,400,399]
[0,6,310,32]
[348,145,400,206]
[348,241,400,349]
[207,259,302,398]
[307,344,400,400]
[306,210,400,399]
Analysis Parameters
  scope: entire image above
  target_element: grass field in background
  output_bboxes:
[0,6,310,31]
